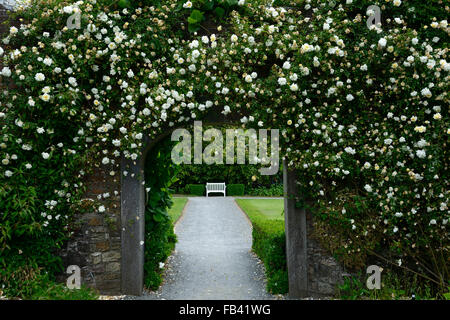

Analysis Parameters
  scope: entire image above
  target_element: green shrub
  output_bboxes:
[143,138,178,291]
[251,218,288,294]
[337,269,441,300]
[143,213,177,290]
[248,184,284,197]
[188,184,205,196]
[227,184,245,196]
[236,199,287,294]
[266,269,289,294]
[0,263,98,300]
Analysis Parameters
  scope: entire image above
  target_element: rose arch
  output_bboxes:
[109,116,343,297]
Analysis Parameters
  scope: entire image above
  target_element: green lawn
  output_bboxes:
[235,199,284,222]
[168,197,188,222]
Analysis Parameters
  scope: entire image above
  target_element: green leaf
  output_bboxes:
[188,23,201,33]
[152,213,163,222]
[189,9,205,23]
[187,16,199,25]
[152,209,169,222]
[148,192,162,207]
[214,7,225,18]
[204,0,215,11]
[117,0,131,8]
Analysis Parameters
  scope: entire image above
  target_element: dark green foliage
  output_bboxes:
[143,138,179,290]
[227,184,244,196]
[247,184,284,197]
[177,0,246,33]
[266,269,289,294]
[251,218,288,294]
[337,269,447,300]
[187,184,205,196]
[174,162,282,195]
[0,261,98,300]
[172,125,283,195]
[187,9,205,33]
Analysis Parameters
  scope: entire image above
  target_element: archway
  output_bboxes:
[119,113,343,297]
[121,111,263,295]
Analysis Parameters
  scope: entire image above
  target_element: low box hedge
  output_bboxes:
[251,218,288,294]
[187,184,205,196]
[234,199,288,294]
[227,184,245,196]
[252,219,289,294]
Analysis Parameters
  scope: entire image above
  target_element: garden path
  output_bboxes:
[128,197,276,300]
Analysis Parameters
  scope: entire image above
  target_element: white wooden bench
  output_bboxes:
[206,182,226,197]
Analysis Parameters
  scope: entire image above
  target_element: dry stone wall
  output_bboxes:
[57,163,122,295]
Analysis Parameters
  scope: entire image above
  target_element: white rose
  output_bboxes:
[35,73,45,82]
[278,77,287,86]
[1,67,11,77]
[183,1,192,9]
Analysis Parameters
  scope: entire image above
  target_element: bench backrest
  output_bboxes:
[206,183,226,191]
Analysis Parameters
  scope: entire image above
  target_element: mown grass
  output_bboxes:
[168,197,188,222]
[236,199,284,221]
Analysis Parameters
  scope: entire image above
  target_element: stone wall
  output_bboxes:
[0,5,8,34]
[57,163,122,295]
[306,211,347,297]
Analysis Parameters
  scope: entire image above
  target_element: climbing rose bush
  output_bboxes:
[0,0,448,291]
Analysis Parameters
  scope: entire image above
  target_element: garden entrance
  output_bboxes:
[116,123,344,298]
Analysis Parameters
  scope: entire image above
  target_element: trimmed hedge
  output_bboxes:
[227,184,245,196]
[251,218,288,294]
[235,199,288,294]
[188,184,205,196]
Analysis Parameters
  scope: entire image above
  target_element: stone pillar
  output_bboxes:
[120,156,146,295]
[283,159,308,298]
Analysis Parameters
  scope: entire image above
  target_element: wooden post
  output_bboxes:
[120,156,145,295]
[283,159,308,298]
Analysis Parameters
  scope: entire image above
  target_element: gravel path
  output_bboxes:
[127,197,277,300]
